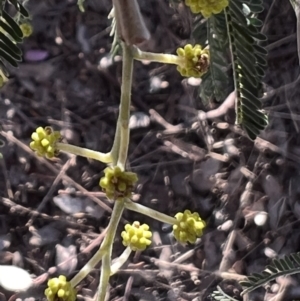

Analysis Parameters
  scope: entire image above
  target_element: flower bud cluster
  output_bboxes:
[121,221,152,251]
[173,210,206,244]
[99,166,138,200]
[176,44,209,78]
[30,127,61,158]
[184,0,229,18]
[45,275,76,301]
[20,23,33,37]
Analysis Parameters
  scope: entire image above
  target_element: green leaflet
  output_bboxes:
[8,0,29,17]
[211,286,239,301]
[197,12,230,104]
[2,10,23,39]
[225,0,268,139]
[199,70,215,105]
[241,252,300,295]
[0,0,30,83]
[0,32,21,55]
[192,18,208,46]
[194,0,268,140]
[249,17,263,27]
[0,40,21,61]
[0,48,18,67]
[0,20,22,42]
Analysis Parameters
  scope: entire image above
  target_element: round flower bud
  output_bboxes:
[184,0,229,18]
[173,210,206,244]
[20,23,33,37]
[44,275,76,301]
[99,166,138,201]
[30,126,61,158]
[176,44,210,78]
[121,221,152,251]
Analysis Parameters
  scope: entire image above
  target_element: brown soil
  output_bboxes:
[1,0,300,301]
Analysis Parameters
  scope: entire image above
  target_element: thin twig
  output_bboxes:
[0,155,13,199]
[0,130,113,214]
[26,156,75,226]
[1,197,93,230]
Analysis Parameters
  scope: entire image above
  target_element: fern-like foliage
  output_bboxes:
[193,0,268,139]
[6,0,29,18]
[211,286,239,301]
[201,12,230,105]
[240,252,300,295]
[224,0,268,139]
[0,0,29,82]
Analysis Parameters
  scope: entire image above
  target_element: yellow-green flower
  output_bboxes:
[99,166,138,201]
[184,0,229,18]
[176,44,209,78]
[20,23,33,38]
[45,275,77,301]
[121,221,152,251]
[30,126,61,158]
[173,210,206,244]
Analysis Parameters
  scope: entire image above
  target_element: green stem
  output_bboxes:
[70,200,124,289]
[110,246,132,275]
[96,200,125,301]
[70,247,106,287]
[110,123,121,166]
[102,199,125,249]
[97,200,124,301]
[116,43,134,169]
[124,199,177,225]
[111,46,182,168]
[97,252,111,301]
[56,142,112,163]
[131,45,183,65]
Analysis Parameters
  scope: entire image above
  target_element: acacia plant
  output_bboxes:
[27,0,271,300]
[1,0,299,299]
[21,0,278,301]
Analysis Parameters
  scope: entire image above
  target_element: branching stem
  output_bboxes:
[116,43,133,169]
[110,246,132,275]
[131,45,183,65]
[56,143,112,163]
[125,198,177,225]
[97,199,125,301]
[70,247,106,287]
[70,200,124,292]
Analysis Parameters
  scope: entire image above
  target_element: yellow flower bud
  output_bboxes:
[99,166,138,201]
[184,0,229,18]
[45,275,76,301]
[30,126,61,158]
[20,23,33,38]
[121,221,152,251]
[176,44,210,78]
[173,210,206,244]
